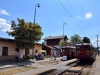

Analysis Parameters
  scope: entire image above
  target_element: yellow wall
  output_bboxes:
[0,40,42,56]
[19,49,25,55]
[0,40,16,55]
[34,45,42,53]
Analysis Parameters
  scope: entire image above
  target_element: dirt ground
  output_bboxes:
[33,58,63,68]
[0,58,63,74]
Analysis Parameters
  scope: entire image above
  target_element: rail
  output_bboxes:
[56,66,73,75]
[76,64,87,75]
[56,64,87,75]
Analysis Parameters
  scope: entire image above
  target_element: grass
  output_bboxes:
[81,71,89,75]
[0,67,34,75]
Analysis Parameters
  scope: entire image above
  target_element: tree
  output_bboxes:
[70,34,82,46]
[7,18,43,59]
[82,37,91,43]
[58,40,71,53]
[58,39,68,47]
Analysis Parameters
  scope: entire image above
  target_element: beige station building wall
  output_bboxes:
[0,39,42,60]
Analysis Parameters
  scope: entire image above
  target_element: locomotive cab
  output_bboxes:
[61,46,76,60]
[76,43,96,61]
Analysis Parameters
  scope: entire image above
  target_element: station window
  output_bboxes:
[15,48,19,52]
[52,41,54,44]
[2,47,8,56]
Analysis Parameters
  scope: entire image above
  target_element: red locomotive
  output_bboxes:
[76,43,96,60]
[60,46,76,59]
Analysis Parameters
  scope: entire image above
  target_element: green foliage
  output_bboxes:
[83,37,91,43]
[70,34,82,45]
[58,39,68,47]
[58,41,64,47]
[7,18,43,49]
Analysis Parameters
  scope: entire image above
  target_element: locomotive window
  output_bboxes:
[85,46,89,51]
[67,49,69,52]
[73,49,75,52]
[76,46,80,51]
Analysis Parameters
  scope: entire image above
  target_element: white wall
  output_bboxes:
[44,40,47,45]
[60,38,63,42]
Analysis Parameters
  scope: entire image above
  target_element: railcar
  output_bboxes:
[60,46,76,59]
[76,43,97,61]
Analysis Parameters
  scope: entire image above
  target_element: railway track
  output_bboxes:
[44,61,87,75]
[37,59,94,75]
[56,64,87,75]
[38,60,80,75]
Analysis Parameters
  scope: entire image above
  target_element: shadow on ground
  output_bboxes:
[0,59,35,67]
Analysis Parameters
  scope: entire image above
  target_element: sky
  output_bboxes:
[0,0,100,47]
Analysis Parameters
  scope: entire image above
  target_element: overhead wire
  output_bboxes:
[67,0,94,39]
[58,0,86,37]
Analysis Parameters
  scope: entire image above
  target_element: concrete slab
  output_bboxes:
[68,67,82,72]
[89,55,100,75]
[0,65,17,69]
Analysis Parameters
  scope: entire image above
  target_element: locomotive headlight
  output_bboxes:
[87,53,89,55]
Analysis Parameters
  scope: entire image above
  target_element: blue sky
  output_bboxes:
[0,0,100,47]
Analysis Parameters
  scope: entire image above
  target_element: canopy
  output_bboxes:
[40,50,46,52]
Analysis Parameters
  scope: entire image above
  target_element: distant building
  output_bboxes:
[42,35,68,56]
[43,35,68,46]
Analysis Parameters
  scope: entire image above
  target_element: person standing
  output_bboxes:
[38,53,41,60]
[35,52,39,60]
[54,51,57,61]
[50,51,53,60]
[14,50,19,62]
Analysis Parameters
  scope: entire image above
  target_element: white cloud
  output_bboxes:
[0,18,12,32]
[91,38,100,47]
[0,8,11,16]
[77,16,81,19]
[7,20,10,23]
[85,12,92,19]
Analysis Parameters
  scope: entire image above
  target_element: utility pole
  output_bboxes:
[63,22,66,46]
[96,35,99,55]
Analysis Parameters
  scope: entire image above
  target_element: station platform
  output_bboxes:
[13,58,78,75]
[89,55,100,75]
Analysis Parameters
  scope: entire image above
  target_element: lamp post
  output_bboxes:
[34,3,40,24]
[63,22,66,43]
[32,3,40,59]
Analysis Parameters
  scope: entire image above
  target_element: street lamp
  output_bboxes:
[34,3,40,24]
[63,22,66,43]
[32,3,40,59]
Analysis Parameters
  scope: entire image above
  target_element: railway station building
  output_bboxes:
[0,37,42,61]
